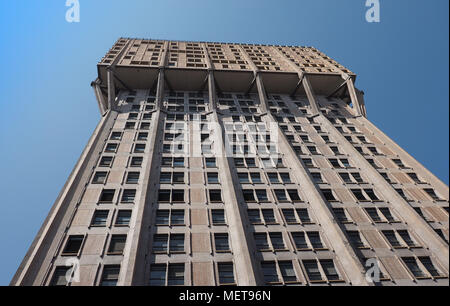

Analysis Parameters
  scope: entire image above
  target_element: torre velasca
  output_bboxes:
[11,38,449,286]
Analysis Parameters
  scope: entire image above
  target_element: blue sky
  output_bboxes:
[0,0,448,285]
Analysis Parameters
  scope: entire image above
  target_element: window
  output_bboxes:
[99,189,115,203]
[365,208,383,222]
[205,158,216,168]
[320,260,341,281]
[379,207,396,222]
[254,233,270,250]
[407,173,423,184]
[307,232,324,249]
[130,157,143,167]
[168,264,185,286]
[108,235,127,255]
[402,257,427,278]
[365,189,380,201]
[302,158,315,168]
[262,209,276,223]
[339,173,352,183]
[218,263,236,285]
[279,261,297,283]
[303,260,323,281]
[149,264,166,286]
[214,233,230,252]
[311,172,324,183]
[137,132,148,141]
[424,189,442,201]
[321,189,337,202]
[397,230,417,247]
[99,156,113,167]
[274,189,288,201]
[296,208,312,223]
[333,208,351,223]
[121,189,136,203]
[153,234,168,252]
[287,190,301,202]
[172,172,185,184]
[351,189,369,201]
[116,210,132,226]
[209,190,223,202]
[171,210,185,225]
[268,173,280,183]
[280,173,291,183]
[93,171,108,184]
[269,233,285,250]
[392,159,407,169]
[330,146,341,155]
[212,209,226,225]
[382,230,402,248]
[126,172,140,184]
[282,209,298,224]
[100,265,120,286]
[207,173,219,184]
[248,209,262,224]
[92,210,109,226]
[351,173,364,183]
[50,267,71,286]
[347,231,367,248]
[134,144,146,153]
[292,232,309,250]
[62,235,84,255]
[261,262,280,284]
[158,190,184,203]
[169,234,185,253]
[255,190,268,202]
[105,143,118,153]
[419,257,441,277]
[250,173,262,183]
[155,210,170,225]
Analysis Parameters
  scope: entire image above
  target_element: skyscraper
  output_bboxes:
[11,38,449,286]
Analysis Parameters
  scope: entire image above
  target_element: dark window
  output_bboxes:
[156,210,170,225]
[110,132,122,140]
[262,209,276,223]
[62,235,84,255]
[50,267,71,286]
[149,264,166,286]
[92,210,109,226]
[279,261,297,283]
[99,189,115,203]
[116,210,131,226]
[248,209,262,224]
[254,233,270,250]
[321,189,337,202]
[303,260,323,281]
[215,233,230,251]
[130,157,143,167]
[126,172,140,184]
[209,190,222,202]
[121,189,136,203]
[168,264,184,286]
[296,208,312,223]
[307,232,324,249]
[320,260,340,280]
[92,171,108,184]
[207,173,219,184]
[261,262,279,283]
[218,263,235,285]
[108,235,127,254]
[402,257,426,278]
[172,190,185,202]
[100,266,120,286]
[153,234,168,252]
[99,156,113,167]
[212,209,226,225]
[169,234,185,252]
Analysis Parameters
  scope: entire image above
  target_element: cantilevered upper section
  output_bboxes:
[99,38,354,75]
[95,38,357,96]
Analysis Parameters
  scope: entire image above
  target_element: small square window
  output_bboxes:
[108,235,127,255]
[207,173,219,184]
[92,171,108,184]
[110,132,122,140]
[209,190,223,202]
[130,157,143,167]
[121,189,136,203]
[92,210,109,226]
[99,189,115,203]
[62,235,84,255]
[126,172,140,184]
[116,210,132,226]
[99,156,113,167]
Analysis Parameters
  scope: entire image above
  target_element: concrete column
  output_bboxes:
[91,79,108,116]
[106,67,116,110]
[206,71,258,286]
[254,73,371,286]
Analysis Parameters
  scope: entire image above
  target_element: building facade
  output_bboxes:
[11,38,449,286]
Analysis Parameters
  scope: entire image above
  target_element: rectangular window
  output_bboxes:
[209,190,223,202]
[99,156,113,167]
[149,264,166,286]
[303,260,323,281]
[100,265,120,286]
[92,210,108,226]
[121,189,136,203]
[99,189,115,203]
[130,157,143,167]
[321,189,337,202]
[261,262,280,284]
[92,171,108,184]
[214,233,230,252]
[169,234,185,253]
[50,267,71,286]
[62,235,84,256]
[108,235,127,255]
[254,233,270,250]
[207,173,219,184]
[116,210,132,226]
[218,263,235,285]
[153,234,168,253]
[402,257,426,278]
[212,209,226,225]
[279,261,297,283]
[168,264,184,286]
[126,172,140,184]
[296,208,312,223]
[269,232,285,250]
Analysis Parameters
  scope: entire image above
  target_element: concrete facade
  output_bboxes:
[11,38,449,286]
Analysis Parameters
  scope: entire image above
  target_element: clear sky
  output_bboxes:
[0,0,448,285]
